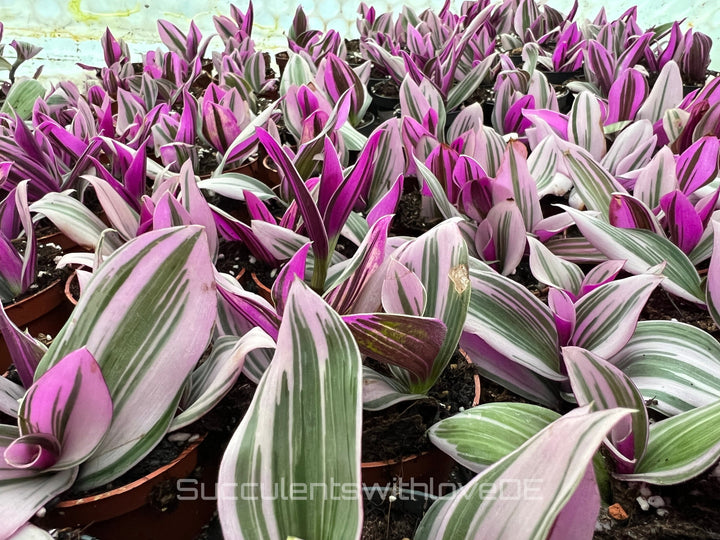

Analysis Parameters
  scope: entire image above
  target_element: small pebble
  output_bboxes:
[270,268,278,278]
[639,485,652,498]
[608,503,628,521]
[233,264,239,269]
[168,432,191,443]
[218,253,225,260]
[636,496,650,511]
[388,495,397,502]
[648,495,665,508]
[188,434,200,442]
[35,507,46,518]
[656,508,669,517]
[249,256,257,264]
[459,406,465,412]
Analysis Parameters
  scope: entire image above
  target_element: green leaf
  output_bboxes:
[218,279,362,539]
[428,402,560,472]
[617,399,720,485]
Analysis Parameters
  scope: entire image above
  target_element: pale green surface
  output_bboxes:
[0,0,716,85]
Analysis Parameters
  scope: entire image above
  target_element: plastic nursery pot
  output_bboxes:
[0,279,73,372]
[36,435,216,540]
[361,350,481,496]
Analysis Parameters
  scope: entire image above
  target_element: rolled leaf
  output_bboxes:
[17,348,112,471]
[616,399,720,485]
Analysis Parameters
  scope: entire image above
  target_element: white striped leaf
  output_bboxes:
[381,258,426,317]
[428,402,561,472]
[706,221,720,328]
[394,220,471,393]
[564,206,704,302]
[564,347,649,469]
[83,175,139,241]
[217,279,362,540]
[29,192,114,250]
[34,226,217,490]
[170,330,276,431]
[0,376,23,417]
[632,146,679,210]
[459,332,562,408]
[413,156,463,220]
[545,236,607,263]
[361,366,428,410]
[562,146,625,214]
[600,120,655,176]
[610,320,720,416]
[446,55,494,111]
[571,274,662,358]
[527,236,584,295]
[636,60,683,124]
[568,91,606,161]
[178,160,218,261]
[616,399,720,485]
[414,406,631,540]
[197,173,277,201]
[484,200,527,276]
[495,139,542,232]
[465,265,562,381]
[662,108,690,144]
[0,425,77,540]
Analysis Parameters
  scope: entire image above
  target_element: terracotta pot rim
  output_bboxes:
[64,271,79,306]
[5,278,64,312]
[54,434,206,509]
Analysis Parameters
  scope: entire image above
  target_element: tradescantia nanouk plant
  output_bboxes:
[0,225,219,538]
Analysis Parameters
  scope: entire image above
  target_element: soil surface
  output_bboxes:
[362,351,479,462]
[3,239,69,306]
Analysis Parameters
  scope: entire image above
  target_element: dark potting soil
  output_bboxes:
[362,351,479,462]
[594,462,720,539]
[640,287,720,339]
[2,240,70,306]
[389,187,443,236]
[371,79,400,99]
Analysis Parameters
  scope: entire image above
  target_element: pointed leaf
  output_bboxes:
[217,280,362,540]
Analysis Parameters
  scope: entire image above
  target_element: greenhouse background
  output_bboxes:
[1,0,718,84]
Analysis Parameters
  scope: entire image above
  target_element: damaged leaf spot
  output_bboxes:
[449,264,469,294]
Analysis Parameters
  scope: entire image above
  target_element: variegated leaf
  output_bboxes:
[171,330,276,431]
[465,265,562,380]
[428,402,561,472]
[527,236,584,295]
[34,226,217,490]
[394,220,471,392]
[571,274,662,358]
[564,206,704,302]
[564,346,649,468]
[616,399,720,485]
[0,426,77,540]
[610,320,720,416]
[217,279,362,540]
[414,406,631,540]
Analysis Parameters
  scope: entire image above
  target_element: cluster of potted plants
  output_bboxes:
[1,0,720,538]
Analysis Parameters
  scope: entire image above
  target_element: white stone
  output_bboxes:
[648,495,665,508]
[168,432,191,443]
[636,496,650,511]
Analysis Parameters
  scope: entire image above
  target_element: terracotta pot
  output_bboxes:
[0,279,73,371]
[260,153,282,189]
[361,350,481,495]
[251,272,273,304]
[36,436,216,540]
